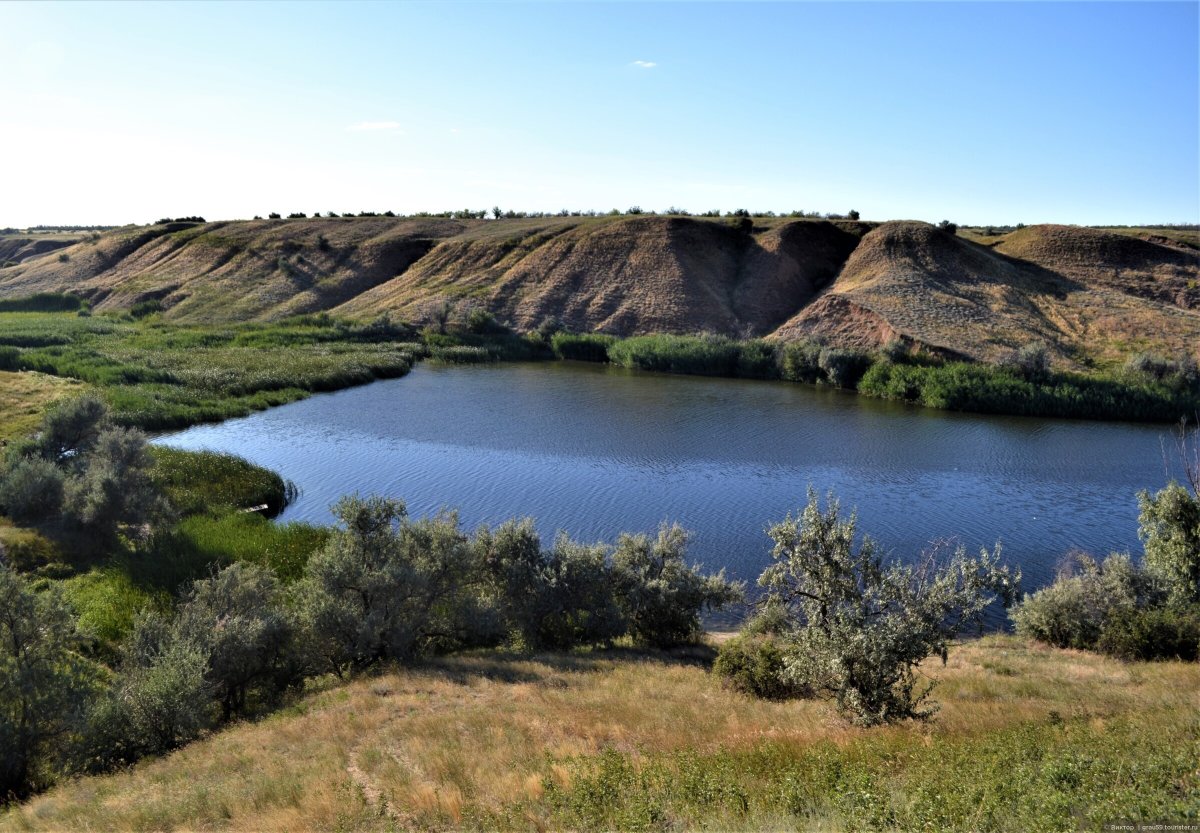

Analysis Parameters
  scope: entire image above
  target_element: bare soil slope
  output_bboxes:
[0,219,468,321]
[775,222,1200,367]
[0,236,77,265]
[1,217,1196,368]
[337,216,866,335]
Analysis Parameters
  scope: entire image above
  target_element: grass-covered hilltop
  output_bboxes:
[0,213,1198,426]
[1,214,1199,832]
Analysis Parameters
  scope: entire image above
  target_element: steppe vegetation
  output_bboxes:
[1,216,1198,829]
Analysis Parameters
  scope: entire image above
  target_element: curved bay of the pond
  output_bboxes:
[158,361,1186,624]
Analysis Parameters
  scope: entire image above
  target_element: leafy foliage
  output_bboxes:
[611,524,743,647]
[1011,553,1163,651]
[0,565,96,799]
[757,490,1018,724]
[1138,482,1200,604]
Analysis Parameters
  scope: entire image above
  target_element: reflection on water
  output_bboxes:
[158,361,1184,603]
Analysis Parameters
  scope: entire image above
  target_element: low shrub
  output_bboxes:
[608,334,742,377]
[0,292,86,312]
[817,346,872,388]
[713,634,805,700]
[778,339,824,383]
[1097,604,1200,661]
[429,344,494,363]
[0,457,65,522]
[551,332,617,362]
[1011,553,1161,651]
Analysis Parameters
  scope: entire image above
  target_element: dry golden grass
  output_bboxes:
[4,636,1196,833]
[0,370,84,442]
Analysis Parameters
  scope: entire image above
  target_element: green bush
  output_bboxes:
[0,565,96,799]
[429,344,494,363]
[101,615,214,759]
[175,563,302,718]
[1097,605,1200,661]
[735,340,778,379]
[0,457,65,522]
[609,334,741,376]
[1011,553,1161,650]
[550,332,617,362]
[128,299,163,319]
[300,496,485,671]
[1138,482,1200,604]
[817,346,872,388]
[0,345,19,370]
[713,634,805,700]
[0,292,86,312]
[758,489,1019,724]
[611,524,743,647]
[778,339,824,383]
[857,359,1200,422]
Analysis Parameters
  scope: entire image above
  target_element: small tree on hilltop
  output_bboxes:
[847,209,860,221]
[759,490,1019,725]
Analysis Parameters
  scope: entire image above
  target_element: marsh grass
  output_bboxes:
[0,312,420,430]
[4,636,1195,832]
[151,447,294,516]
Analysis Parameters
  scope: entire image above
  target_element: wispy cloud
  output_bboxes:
[346,121,403,132]
[630,60,657,69]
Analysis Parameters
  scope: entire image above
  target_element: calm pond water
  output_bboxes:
[158,361,1186,599]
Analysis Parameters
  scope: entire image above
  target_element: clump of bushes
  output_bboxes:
[608,333,745,377]
[0,394,164,540]
[715,489,1018,724]
[1011,553,1162,650]
[551,332,617,362]
[129,299,163,319]
[1013,427,1200,661]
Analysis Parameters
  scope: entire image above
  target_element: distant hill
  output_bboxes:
[1,216,1196,369]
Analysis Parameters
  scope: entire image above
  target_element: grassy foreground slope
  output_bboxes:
[2,217,1195,371]
[4,637,1196,833]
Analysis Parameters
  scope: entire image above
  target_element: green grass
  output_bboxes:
[533,714,1197,832]
[151,447,295,516]
[859,359,1200,422]
[0,311,420,430]
[61,568,165,652]
[158,512,329,583]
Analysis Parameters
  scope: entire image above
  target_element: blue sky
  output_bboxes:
[1,1,1196,227]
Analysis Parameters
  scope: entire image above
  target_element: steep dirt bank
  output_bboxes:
[1,216,1196,368]
[0,236,77,265]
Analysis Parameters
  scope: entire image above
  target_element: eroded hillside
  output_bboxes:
[1,216,1196,369]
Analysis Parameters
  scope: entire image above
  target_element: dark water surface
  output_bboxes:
[158,361,1185,594]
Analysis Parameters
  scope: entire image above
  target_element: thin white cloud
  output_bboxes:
[630,60,657,69]
[346,121,403,132]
